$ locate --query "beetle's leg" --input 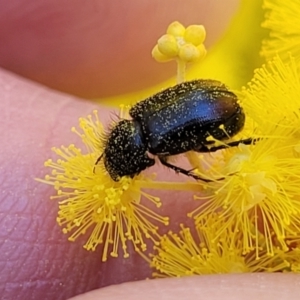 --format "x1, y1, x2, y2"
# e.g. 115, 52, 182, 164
197, 138, 255, 153
95, 153, 104, 165
93, 153, 103, 173
158, 156, 223, 182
